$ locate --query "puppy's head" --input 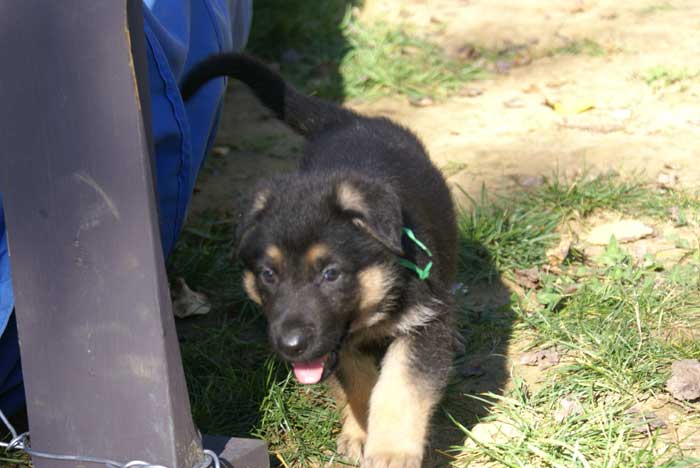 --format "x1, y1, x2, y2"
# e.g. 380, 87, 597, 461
237, 172, 404, 384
